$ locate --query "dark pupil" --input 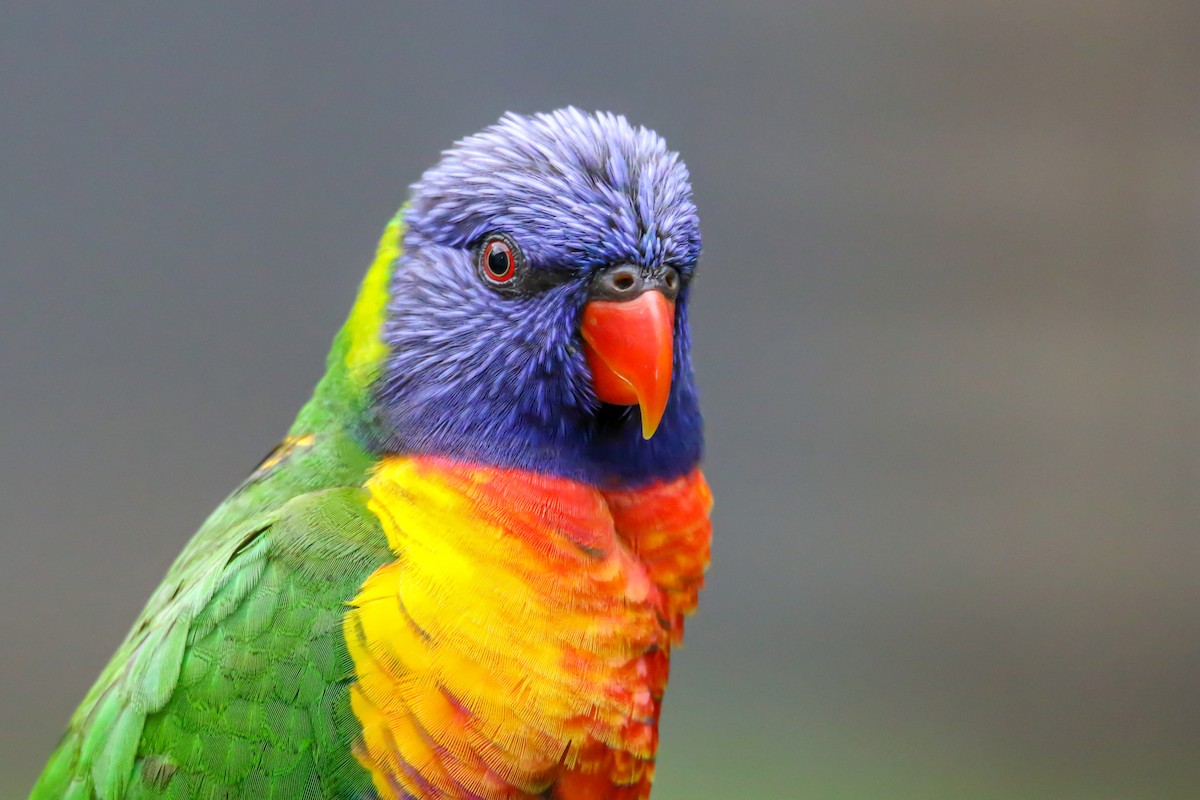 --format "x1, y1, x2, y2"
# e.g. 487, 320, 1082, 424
487, 244, 511, 277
